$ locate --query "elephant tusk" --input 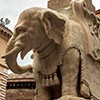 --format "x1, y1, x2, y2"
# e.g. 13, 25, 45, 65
2, 45, 32, 74
21, 47, 32, 60
20, 38, 33, 59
